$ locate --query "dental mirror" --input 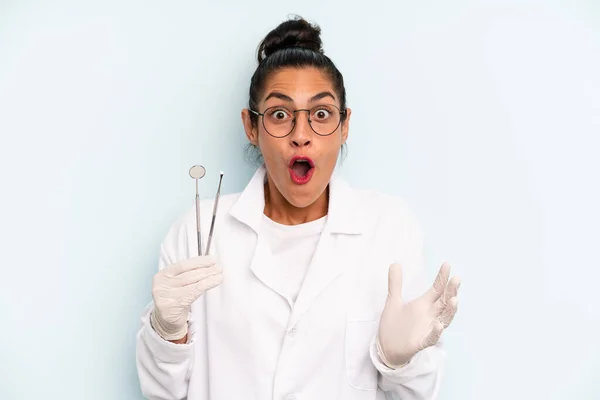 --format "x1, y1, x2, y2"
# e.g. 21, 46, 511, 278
189, 165, 206, 180
189, 165, 206, 255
